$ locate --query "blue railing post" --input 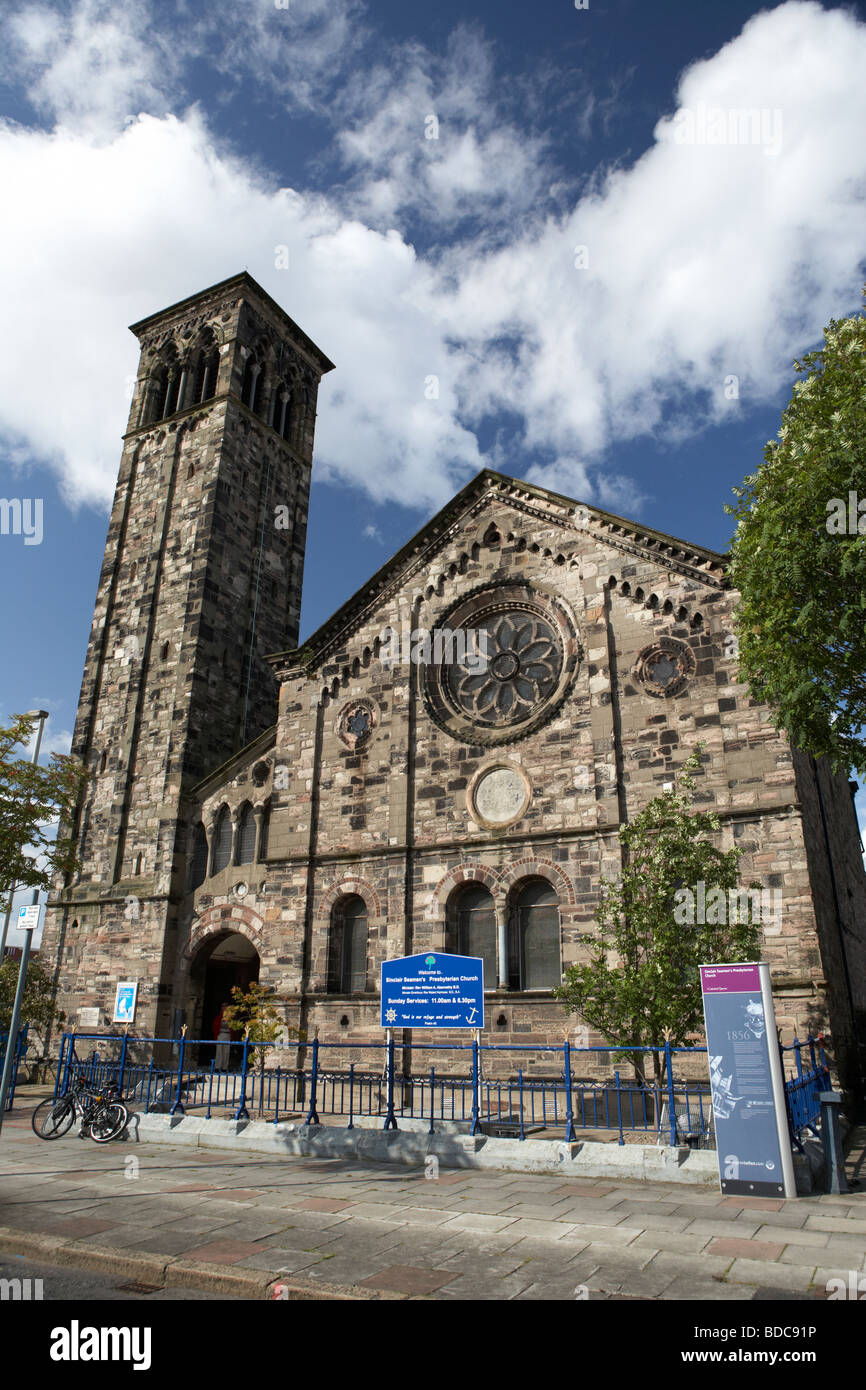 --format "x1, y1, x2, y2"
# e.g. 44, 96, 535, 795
347, 1062, 355, 1130
615, 1070, 624, 1146
273, 1065, 282, 1126
808, 1035, 818, 1075
518, 1068, 525, 1140
429, 1067, 435, 1136
665, 1040, 676, 1146
383, 1032, 397, 1130
117, 1031, 128, 1095
470, 1036, 480, 1136
206, 1058, 215, 1120
144, 1056, 155, 1113
563, 1041, 576, 1144
54, 1035, 67, 1099
793, 1036, 803, 1083
234, 1036, 251, 1120
170, 1032, 186, 1115
305, 1038, 320, 1125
